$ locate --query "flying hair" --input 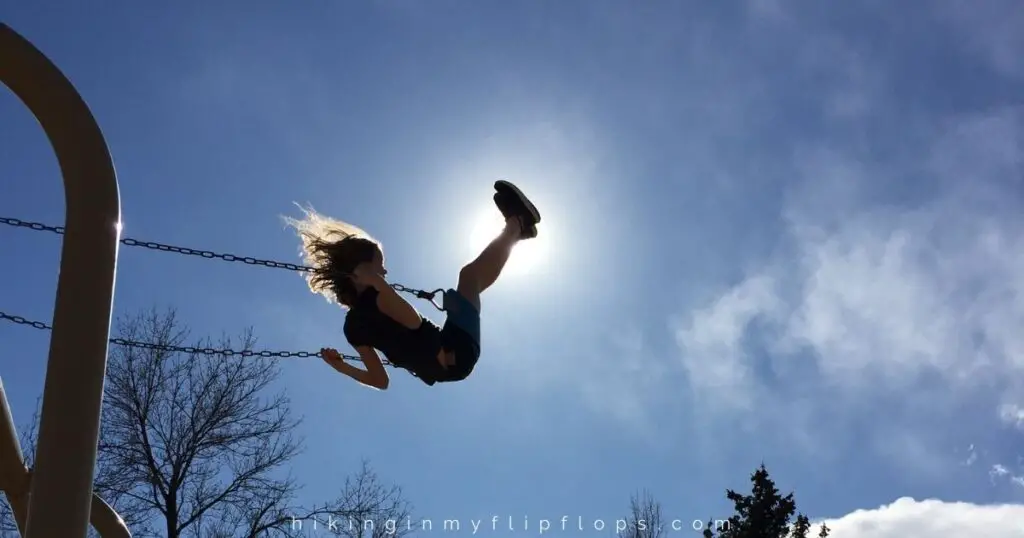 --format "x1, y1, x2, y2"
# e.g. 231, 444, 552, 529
282, 203, 381, 308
